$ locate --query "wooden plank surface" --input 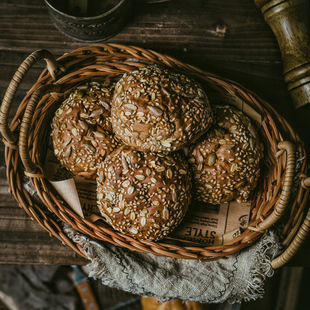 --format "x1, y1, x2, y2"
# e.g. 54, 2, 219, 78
0, 0, 310, 266
0, 167, 87, 265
